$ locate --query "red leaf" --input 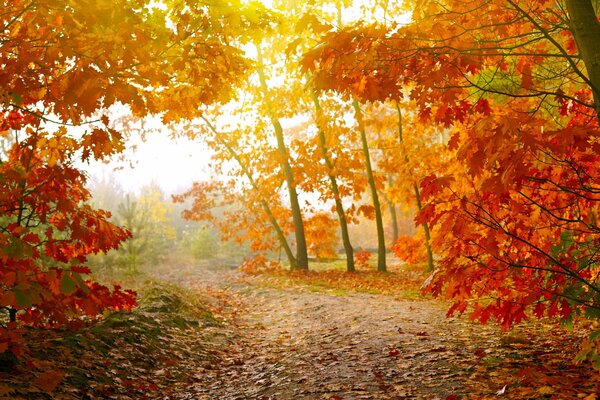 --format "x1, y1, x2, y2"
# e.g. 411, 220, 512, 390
22, 233, 41, 243
520, 63, 533, 90
474, 99, 491, 116
35, 370, 65, 393
448, 132, 460, 151
71, 266, 91, 274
